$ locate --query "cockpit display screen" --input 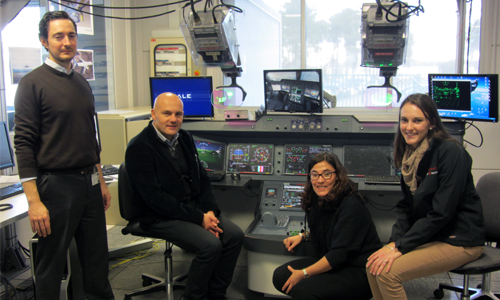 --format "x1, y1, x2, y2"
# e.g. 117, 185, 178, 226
227, 143, 274, 174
